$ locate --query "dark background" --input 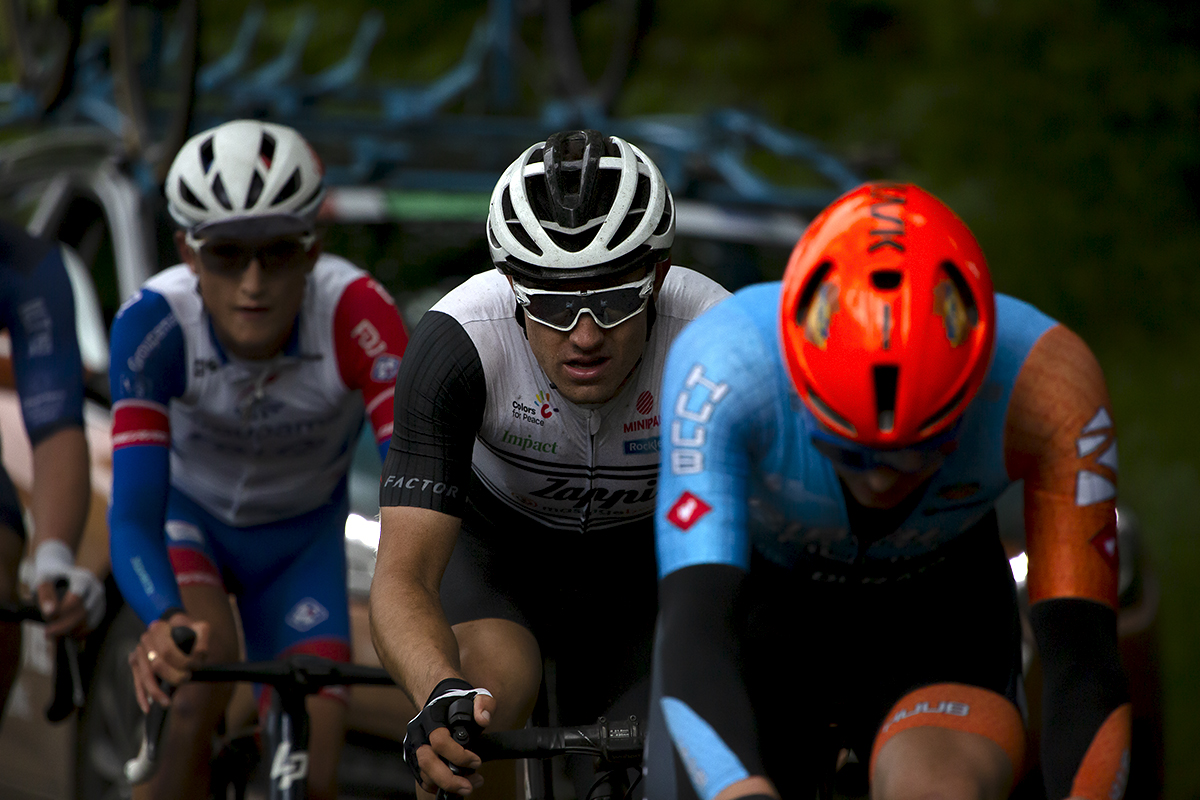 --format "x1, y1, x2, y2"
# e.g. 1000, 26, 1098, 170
201, 1, 1200, 795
